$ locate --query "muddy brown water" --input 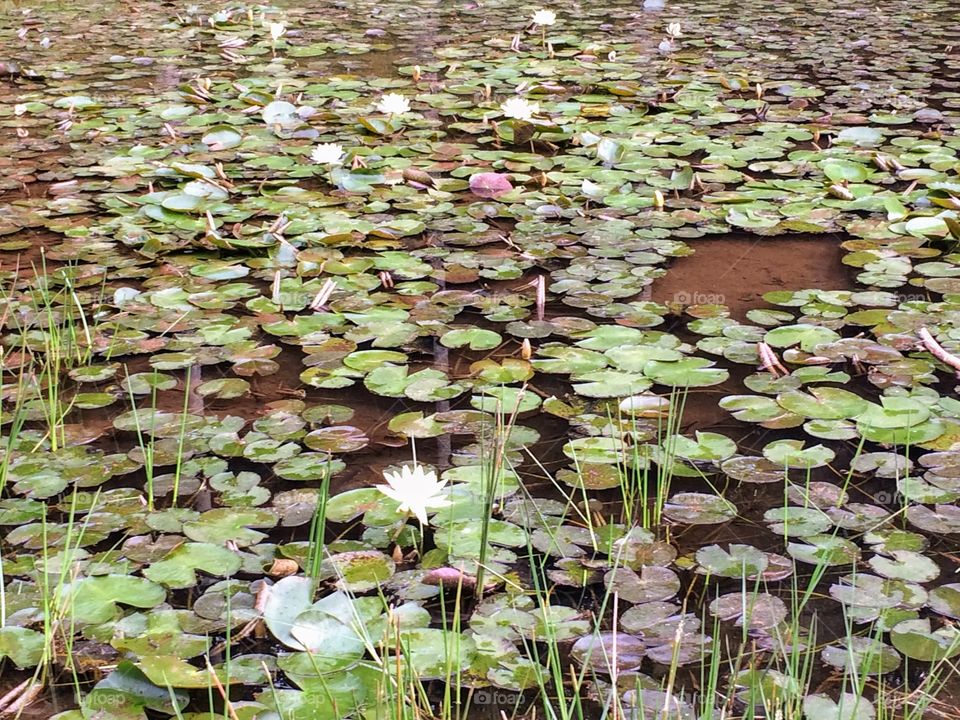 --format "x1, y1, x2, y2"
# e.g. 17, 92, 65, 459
651, 234, 852, 320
